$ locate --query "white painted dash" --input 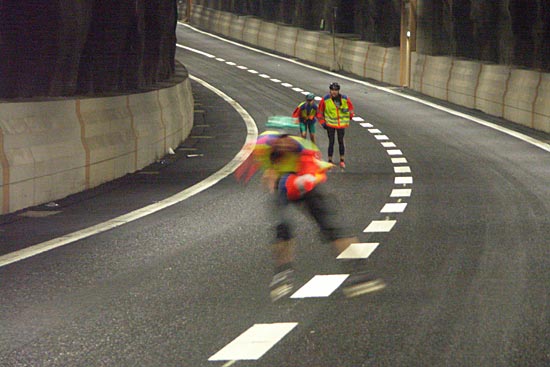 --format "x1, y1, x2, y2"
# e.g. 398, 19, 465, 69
292, 87, 304, 92
259, 74, 271, 78
216, 57, 226, 61
360, 122, 374, 128
390, 189, 412, 197
291, 275, 349, 298
353, 116, 365, 122
394, 166, 411, 173
226, 61, 237, 66
387, 149, 403, 156
375, 135, 389, 141
395, 176, 413, 185
281, 83, 293, 87
391, 157, 408, 164
209, 323, 298, 361
381, 142, 397, 148
270, 78, 281, 82
381, 203, 408, 213
364, 220, 396, 233
337, 243, 380, 259
247, 69, 259, 74
368, 129, 382, 134
237, 65, 248, 70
